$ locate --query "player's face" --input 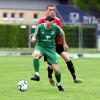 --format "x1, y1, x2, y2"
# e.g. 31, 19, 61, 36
47, 6, 56, 17
46, 20, 54, 29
